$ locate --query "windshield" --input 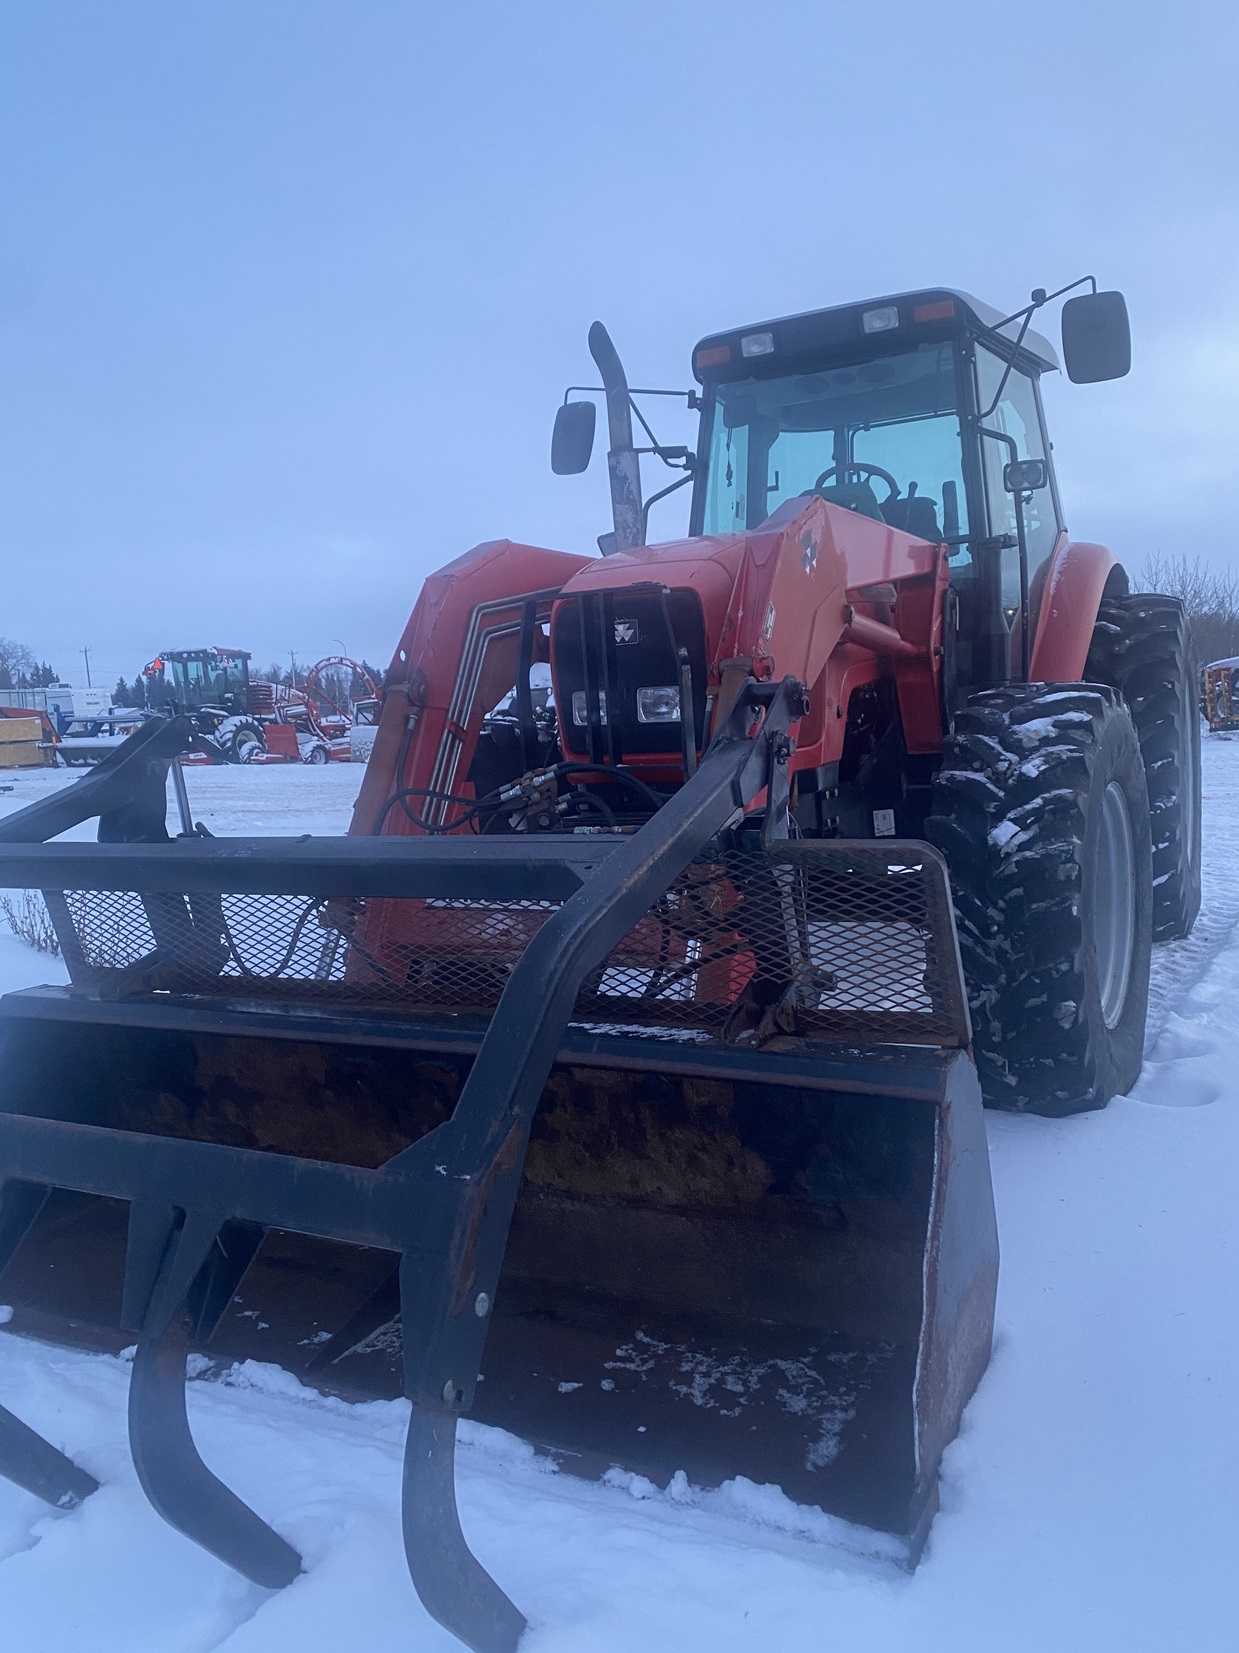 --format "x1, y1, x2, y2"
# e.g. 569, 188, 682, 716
171, 654, 246, 701
700, 342, 968, 543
